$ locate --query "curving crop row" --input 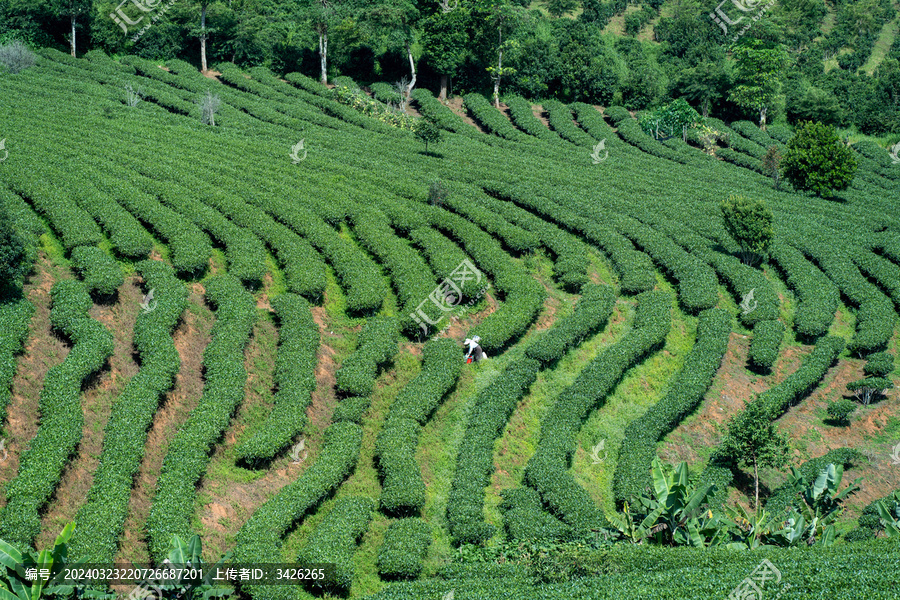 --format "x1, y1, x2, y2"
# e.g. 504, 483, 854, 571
447, 286, 619, 544
715, 147, 765, 173
407, 226, 483, 300
146, 274, 256, 561
503, 95, 561, 143
705, 118, 768, 160
571, 102, 628, 152
130, 175, 268, 286
410, 88, 479, 137
767, 123, 793, 144
447, 358, 542, 545
463, 93, 530, 142
0, 297, 34, 427
851, 248, 900, 309
377, 518, 432, 579
472, 189, 590, 291
70, 183, 154, 259
233, 421, 362, 600
524, 290, 672, 533
730, 120, 784, 152
236, 293, 319, 465
415, 202, 545, 352
68, 259, 187, 563
499, 486, 572, 542
335, 316, 400, 398
91, 171, 212, 275
348, 205, 438, 336
246, 192, 386, 314
542, 98, 596, 147
0, 161, 103, 250
371, 82, 403, 105
283, 71, 331, 96
525, 284, 616, 365
748, 319, 785, 370
376, 339, 461, 515
768, 241, 839, 338
283, 72, 397, 134
298, 496, 374, 595
0, 280, 113, 550
440, 185, 540, 254
606, 213, 718, 312
70, 246, 124, 296
613, 307, 731, 504
481, 182, 656, 294
794, 237, 894, 355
